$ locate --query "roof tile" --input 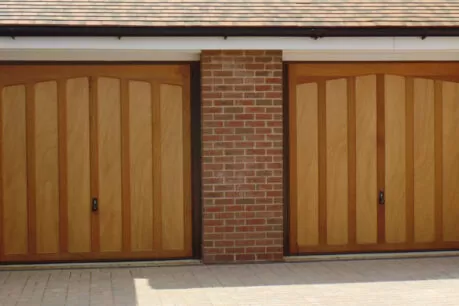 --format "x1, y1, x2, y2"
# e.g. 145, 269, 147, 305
1, 0, 459, 27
